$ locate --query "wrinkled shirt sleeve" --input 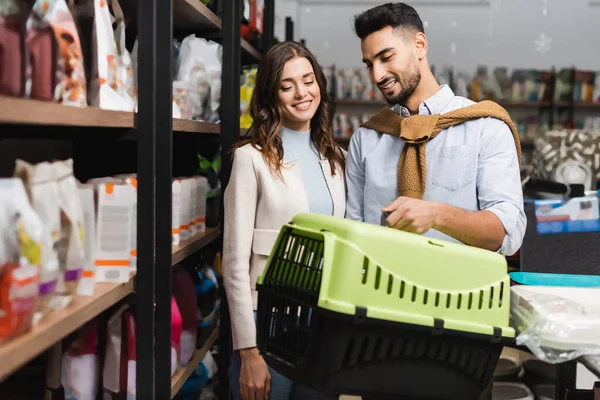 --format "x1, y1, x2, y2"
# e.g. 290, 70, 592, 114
477, 119, 527, 256
345, 130, 366, 222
